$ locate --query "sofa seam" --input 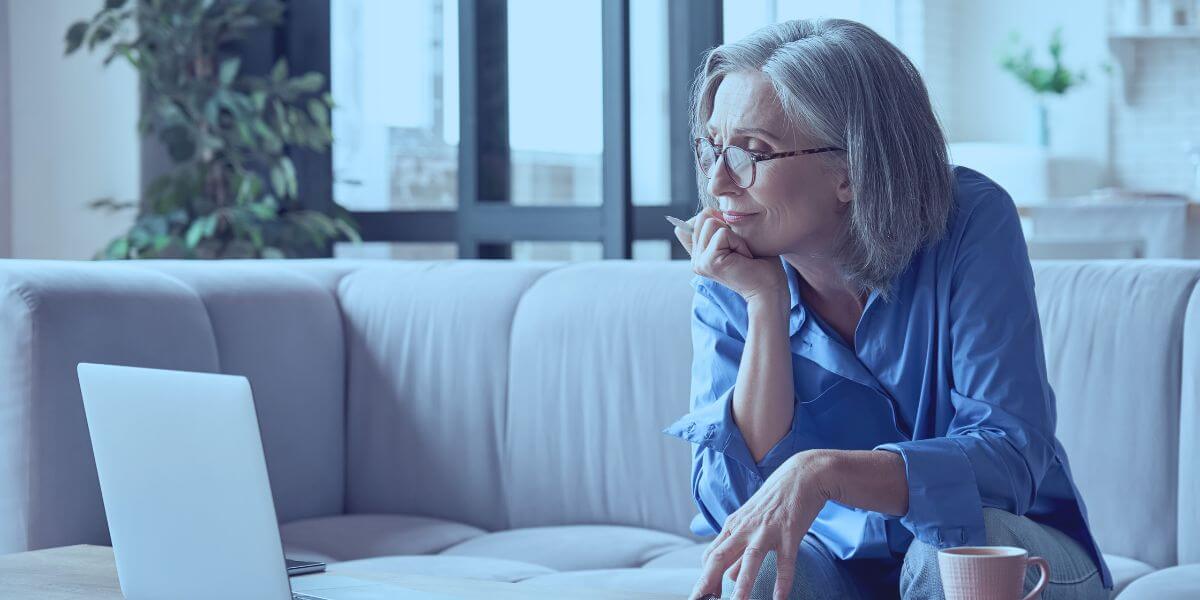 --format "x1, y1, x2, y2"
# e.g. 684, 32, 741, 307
500, 261, 571, 531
